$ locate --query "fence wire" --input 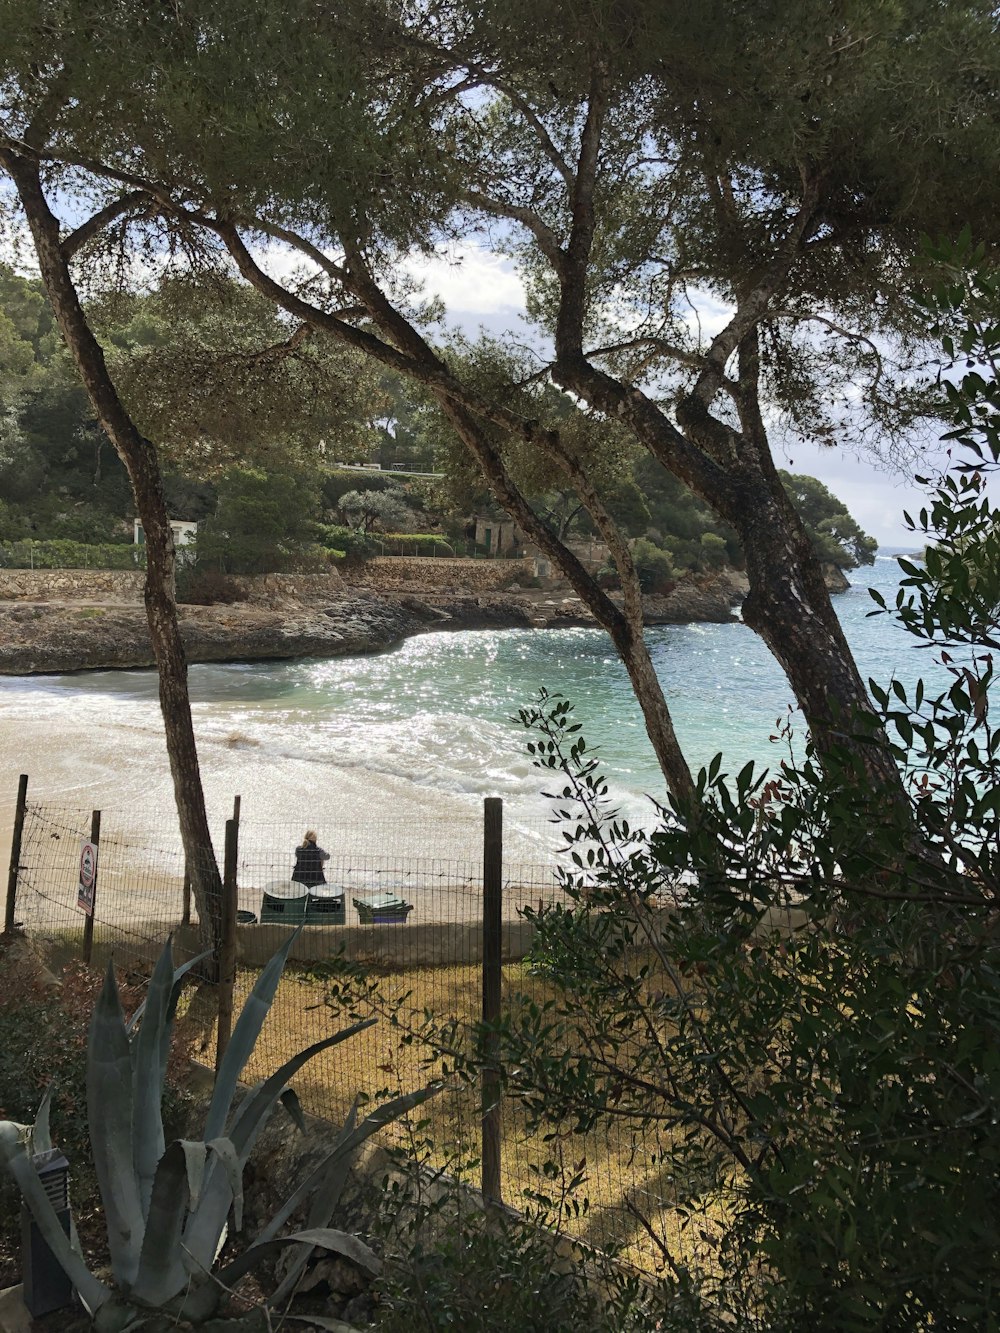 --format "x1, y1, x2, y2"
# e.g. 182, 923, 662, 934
7, 796, 687, 1270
